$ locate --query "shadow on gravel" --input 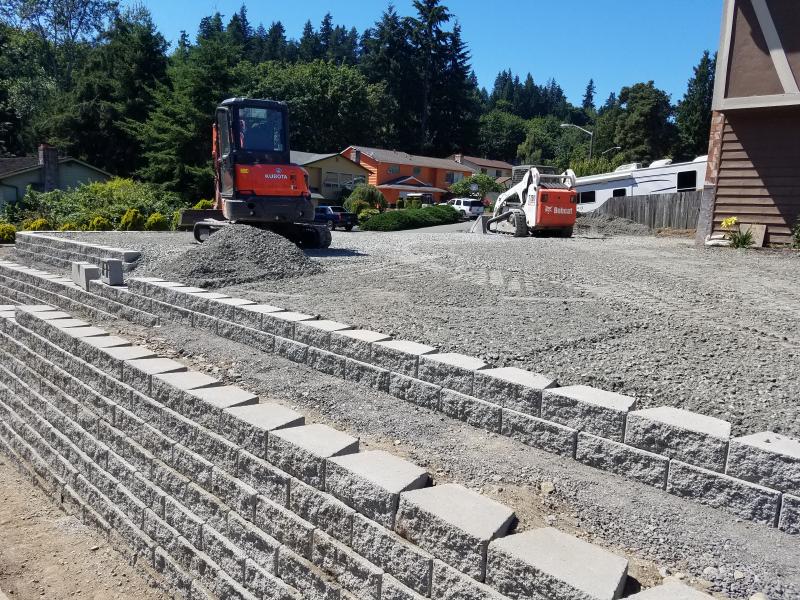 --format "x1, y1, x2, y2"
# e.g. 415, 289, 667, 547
304, 248, 368, 258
